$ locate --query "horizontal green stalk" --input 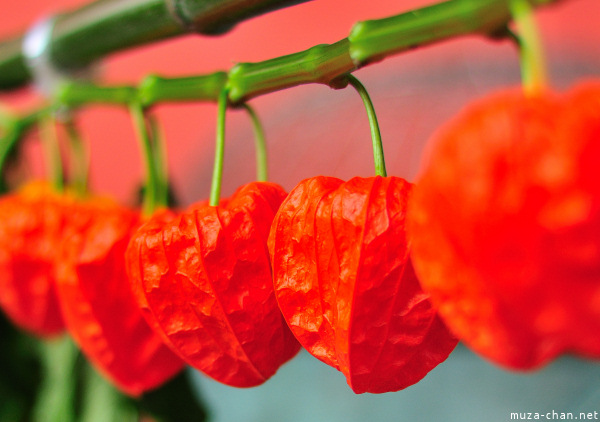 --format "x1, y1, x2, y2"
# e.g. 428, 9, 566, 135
227, 39, 353, 103
0, 0, 311, 90
137, 72, 228, 106
51, 0, 562, 109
